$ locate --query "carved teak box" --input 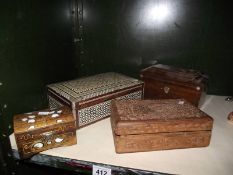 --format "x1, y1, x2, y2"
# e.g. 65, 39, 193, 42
14, 107, 77, 159
140, 64, 208, 107
111, 99, 213, 153
47, 72, 144, 128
